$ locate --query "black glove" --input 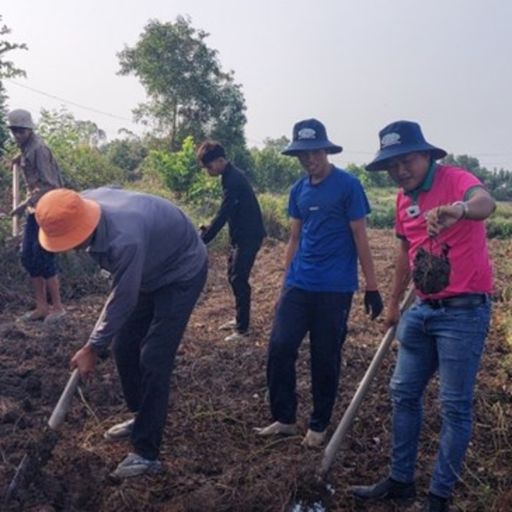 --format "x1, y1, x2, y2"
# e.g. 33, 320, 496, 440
364, 290, 383, 320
